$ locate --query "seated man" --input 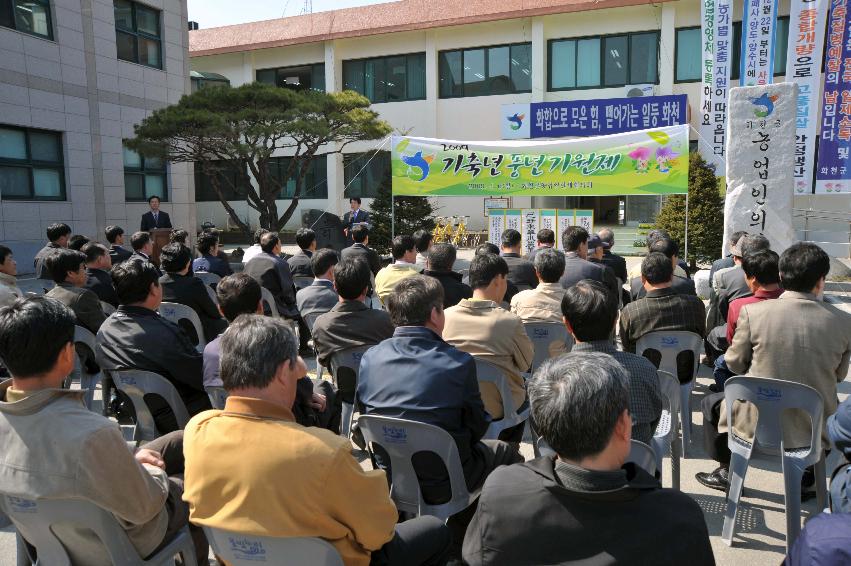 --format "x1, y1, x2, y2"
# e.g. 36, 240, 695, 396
243, 232, 298, 319
510, 248, 569, 358
709, 231, 748, 285
96, 260, 211, 434
83, 242, 119, 308
629, 237, 696, 301
0, 244, 21, 308
34, 222, 71, 279
159, 243, 228, 343
697, 243, 851, 493
0, 297, 207, 565
105, 224, 133, 264
341, 224, 381, 276
469, 243, 519, 305
597, 228, 628, 283
463, 352, 713, 565
619, 252, 706, 383
287, 227, 316, 280
562, 280, 662, 444
45, 249, 106, 334
192, 231, 232, 278
68, 234, 90, 251
559, 226, 618, 297
296, 248, 339, 321
423, 243, 472, 308
183, 314, 450, 566
414, 228, 433, 269
626, 229, 689, 281
375, 234, 421, 304
129, 231, 162, 276
500, 228, 537, 290
443, 253, 534, 442
523, 228, 555, 262
241, 228, 269, 265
